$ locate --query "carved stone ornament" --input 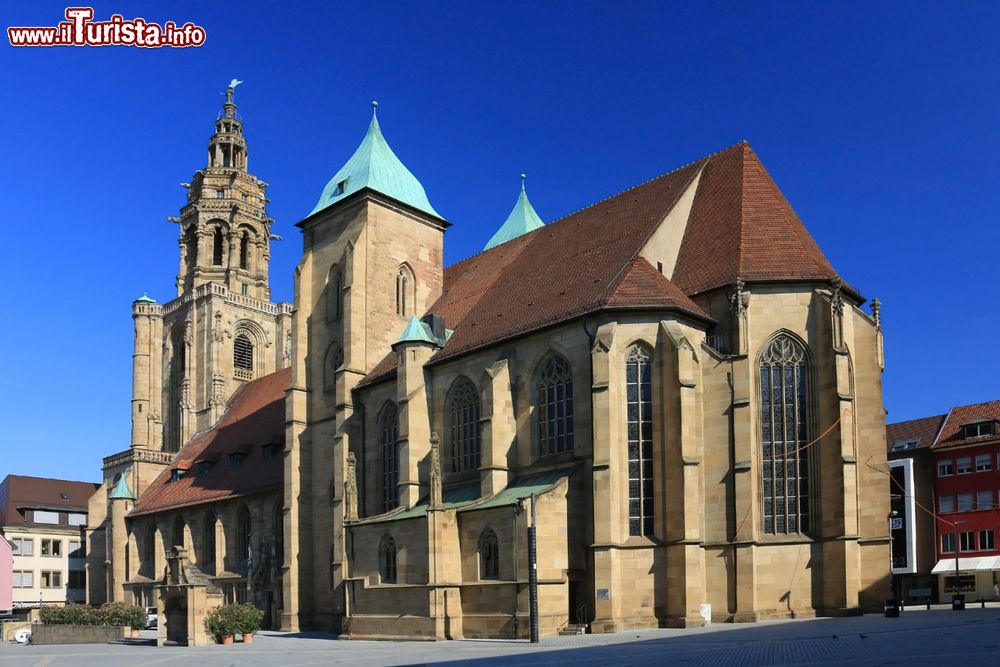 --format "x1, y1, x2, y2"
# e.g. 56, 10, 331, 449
213, 312, 225, 342
870, 297, 882, 331
729, 278, 749, 316
830, 278, 845, 316
283, 330, 292, 362
429, 432, 443, 510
